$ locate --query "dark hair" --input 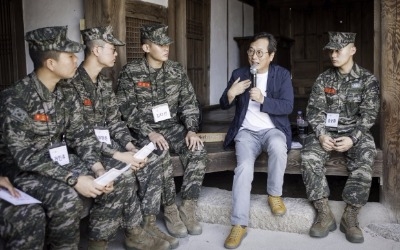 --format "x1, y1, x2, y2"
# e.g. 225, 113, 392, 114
83, 40, 105, 57
29, 49, 61, 70
251, 32, 277, 53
